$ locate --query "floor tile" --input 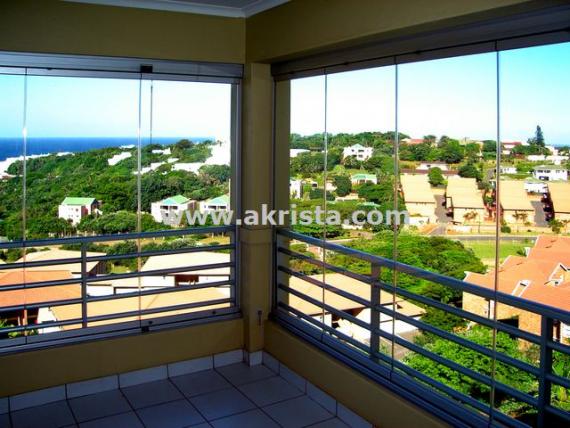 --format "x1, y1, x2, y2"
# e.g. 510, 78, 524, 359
122, 379, 183, 409
0, 414, 10, 428
78, 412, 143, 428
11, 400, 75, 428
210, 409, 279, 428
238, 376, 303, 407
189, 388, 255, 421
263, 396, 332, 428
216, 363, 275, 386
307, 418, 350, 428
69, 390, 131, 422
188, 424, 211, 428
171, 370, 231, 398
136, 399, 204, 428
